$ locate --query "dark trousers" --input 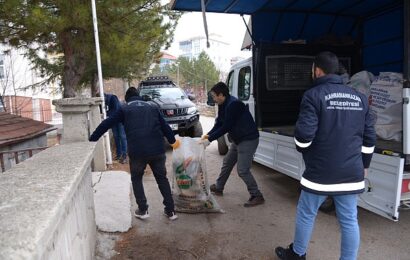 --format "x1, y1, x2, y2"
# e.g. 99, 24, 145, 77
216, 138, 262, 197
111, 123, 127, 158
129, 153, 174, 212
